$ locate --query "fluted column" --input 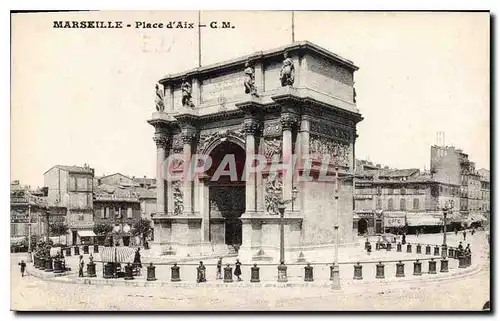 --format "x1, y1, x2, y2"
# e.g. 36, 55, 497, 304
281, 113, 298, 207
243, 119, 261, 215
153, 134, 168, 214
181, 130, 197, 215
